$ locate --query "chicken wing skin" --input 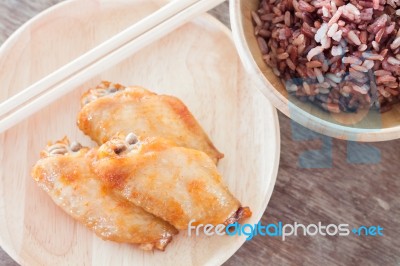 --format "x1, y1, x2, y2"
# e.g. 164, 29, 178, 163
31, 138, 178, 251
77, 81, 223, 164
92, 133, 251, 230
